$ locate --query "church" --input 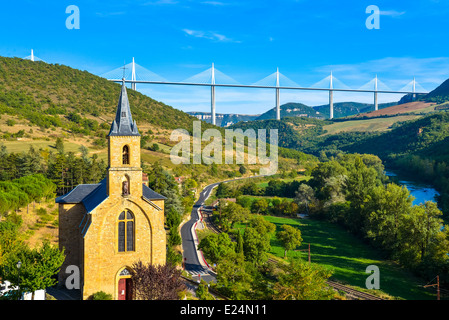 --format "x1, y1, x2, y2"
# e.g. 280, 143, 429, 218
56, 80, 166, 300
